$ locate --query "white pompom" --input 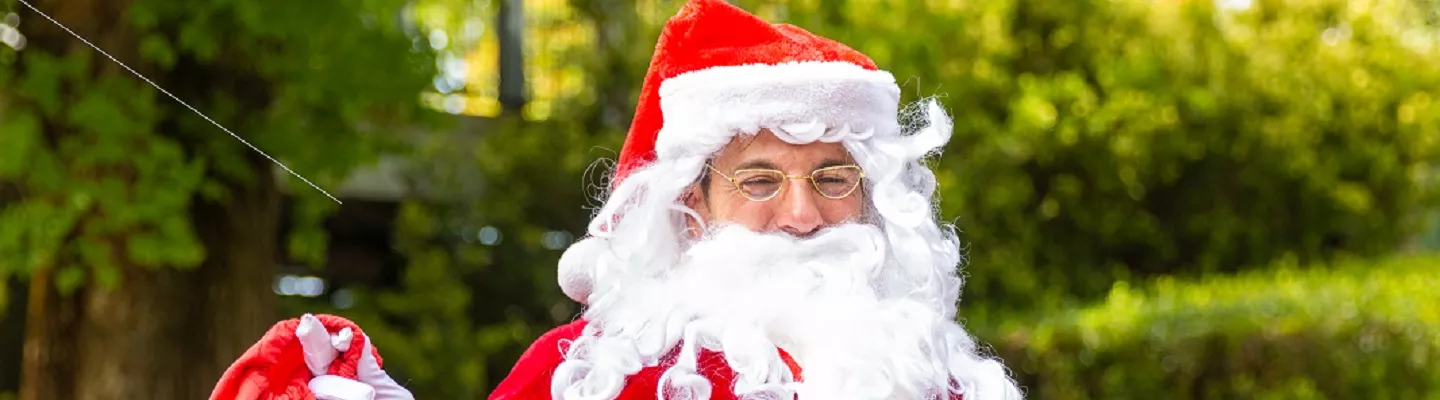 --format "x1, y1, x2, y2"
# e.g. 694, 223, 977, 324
558, 237, 606, 304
